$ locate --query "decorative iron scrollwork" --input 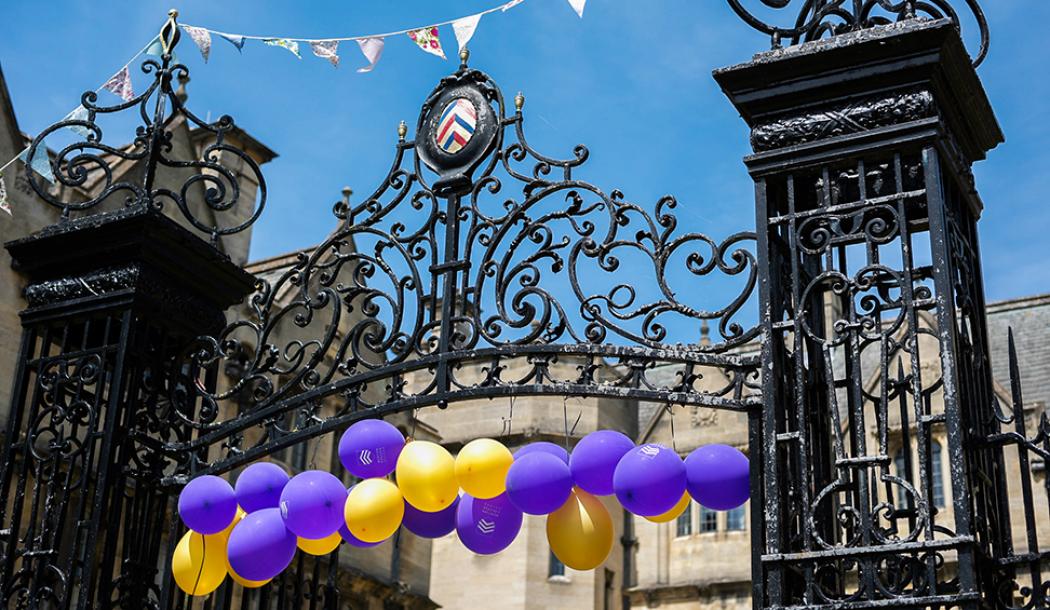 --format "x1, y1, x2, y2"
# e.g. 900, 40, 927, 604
24, 13, 267, 243
167, 56, 761, 473
725, 0, 989, 66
